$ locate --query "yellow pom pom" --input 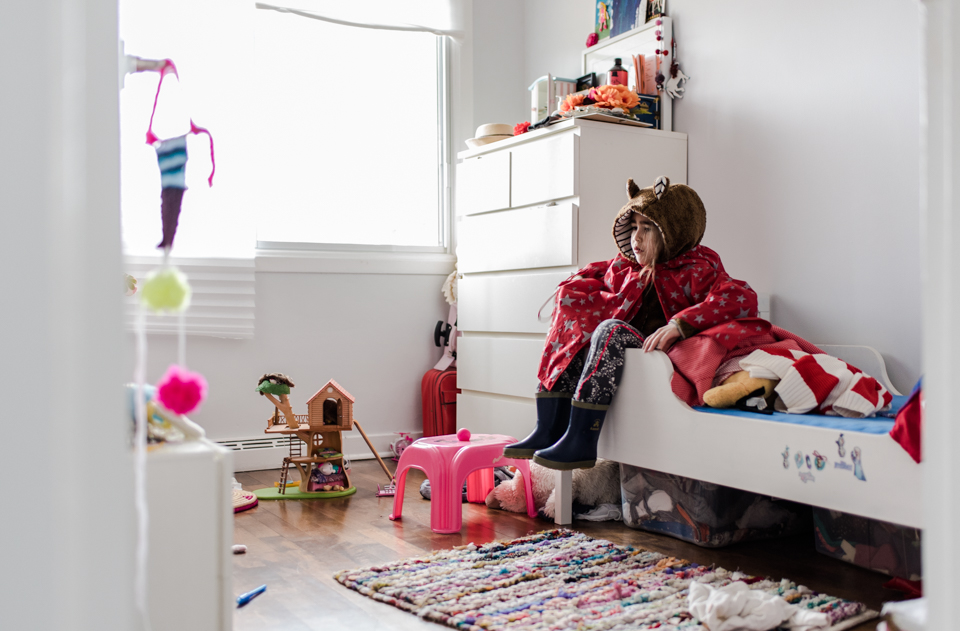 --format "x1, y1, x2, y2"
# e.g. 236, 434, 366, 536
140, 267, 191, 312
